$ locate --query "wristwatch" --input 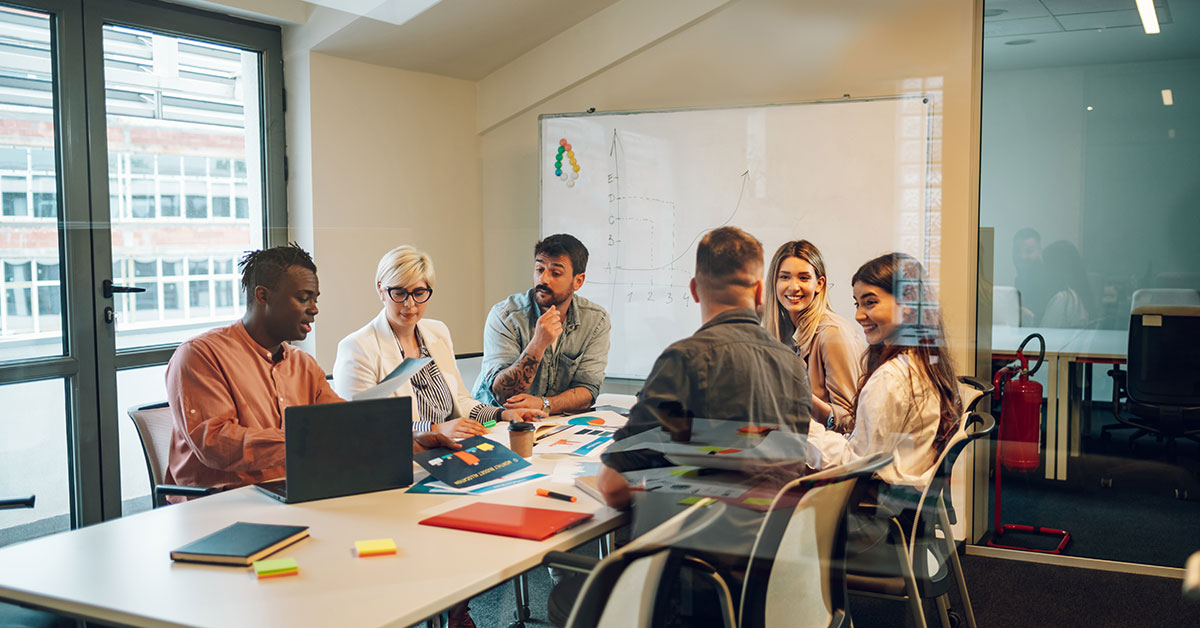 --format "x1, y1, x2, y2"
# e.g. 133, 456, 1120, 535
542, 397, 551, 413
